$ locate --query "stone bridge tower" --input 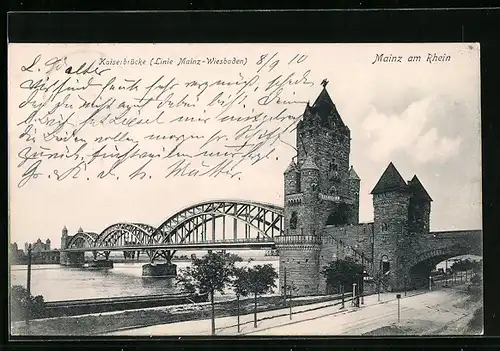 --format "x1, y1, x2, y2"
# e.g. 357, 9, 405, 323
370, 164, 433, 290
276, 81, 360, 296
